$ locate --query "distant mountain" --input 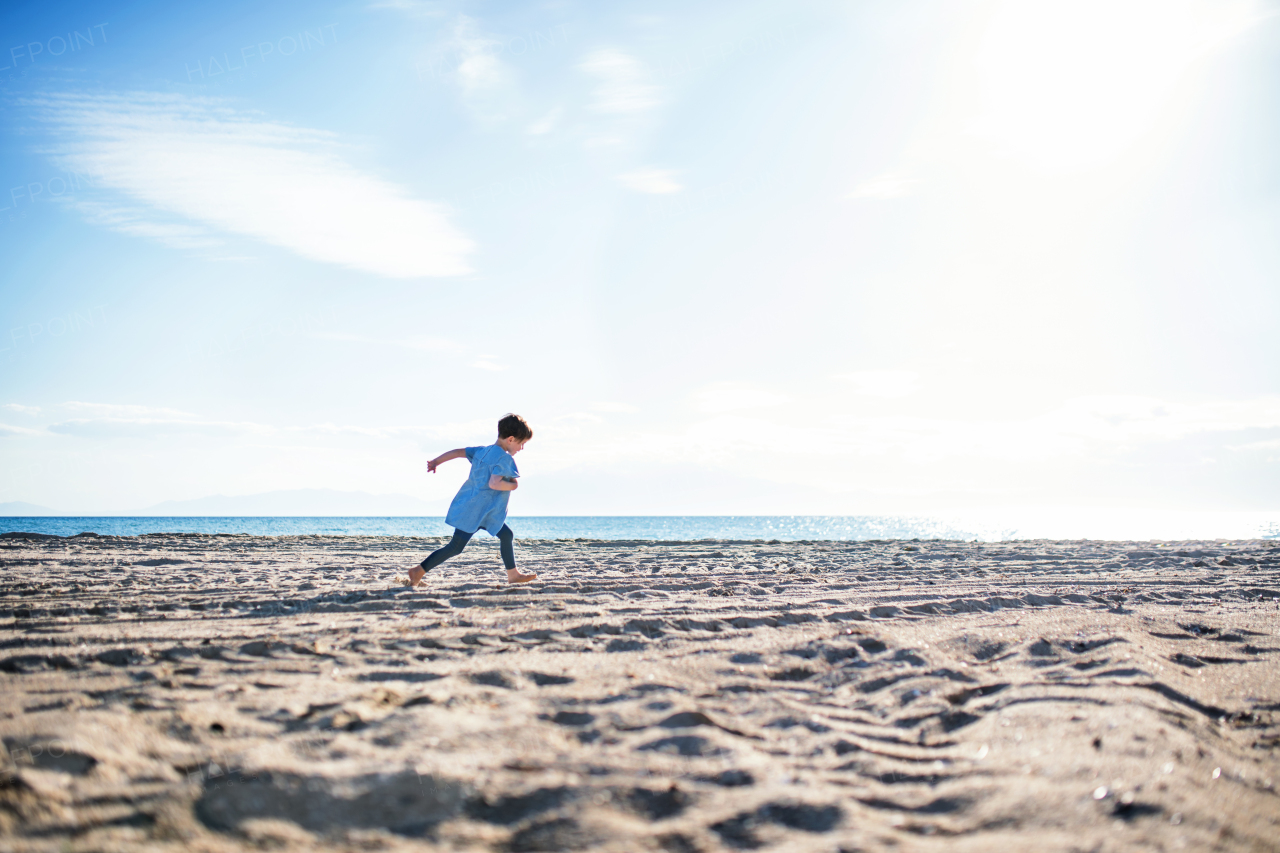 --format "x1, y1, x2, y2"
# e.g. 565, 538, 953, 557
0, 501, 62, 516
136, 489, 437, 517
